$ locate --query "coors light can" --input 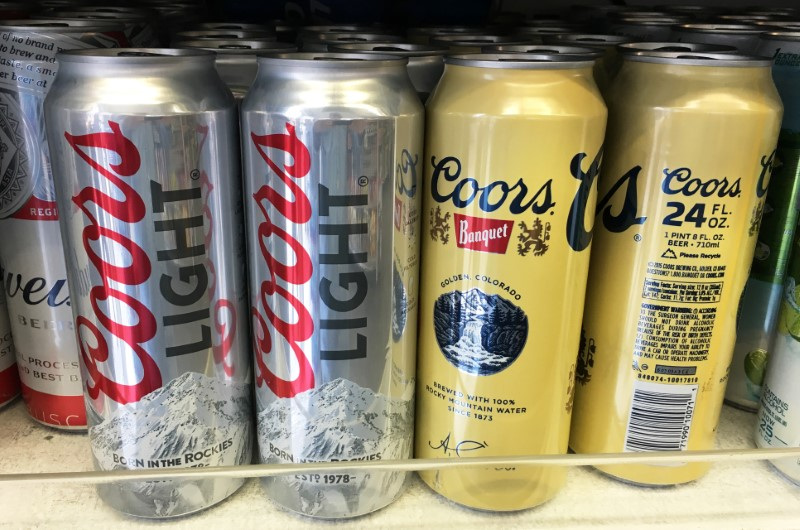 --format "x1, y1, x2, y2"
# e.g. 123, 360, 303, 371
44, 49, 252, 517
241, 53, 422, 519
415, 53, 606, 511
0, 20, 125, 429
570, 51, 782, 485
